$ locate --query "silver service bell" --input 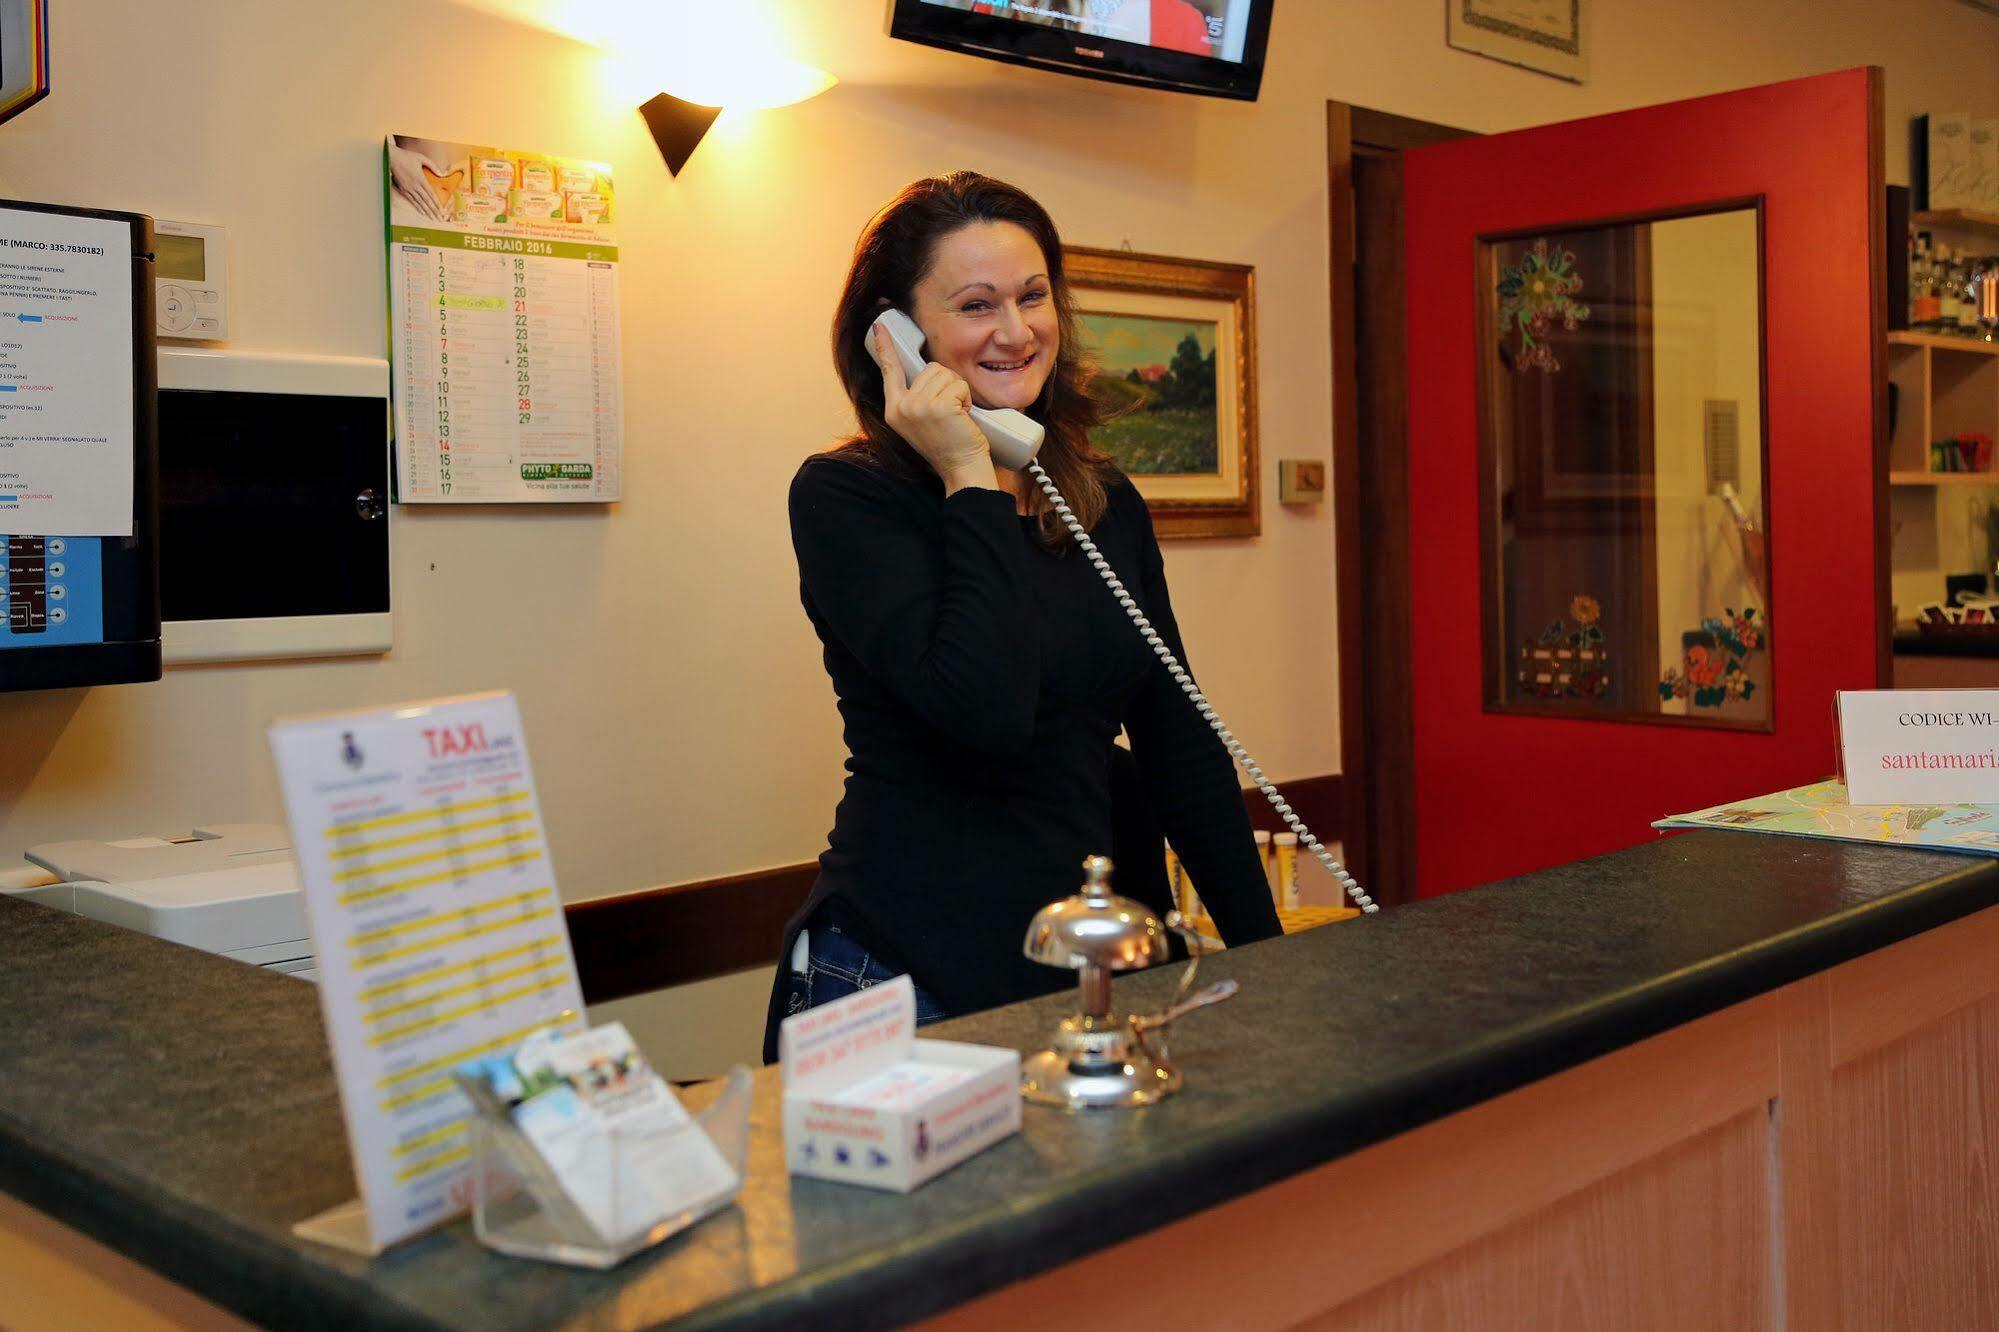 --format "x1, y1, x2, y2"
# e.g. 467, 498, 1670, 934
1019, 855, 1237, 1110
